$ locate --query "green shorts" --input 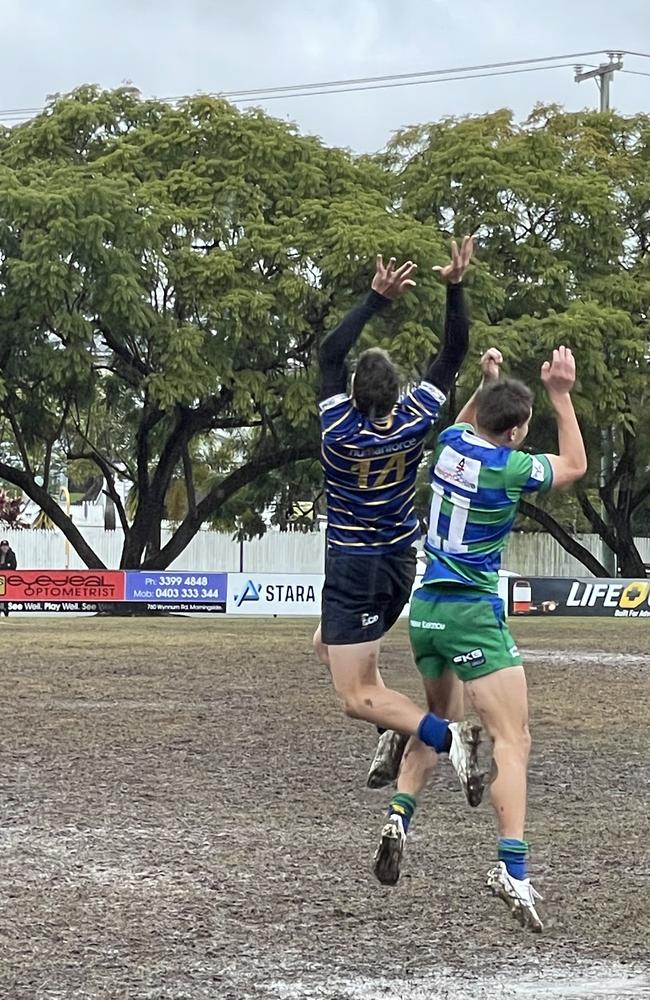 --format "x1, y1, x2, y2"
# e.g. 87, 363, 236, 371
409, 588, 523, 683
